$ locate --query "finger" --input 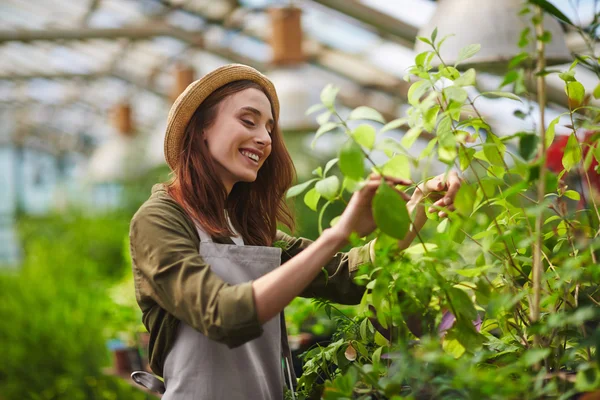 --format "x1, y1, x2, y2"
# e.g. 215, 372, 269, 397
438, 204, 456, 218
382, 176, 413, 186
424, 176, 445, 193
443, 171, 462, 202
